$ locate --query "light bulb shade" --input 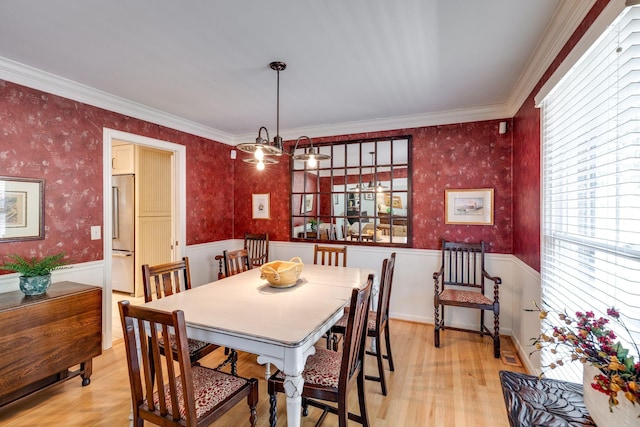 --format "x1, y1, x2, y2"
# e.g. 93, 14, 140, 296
243, 157, 279, 165
291, 136, 331, 164
237, 126, 284, 157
